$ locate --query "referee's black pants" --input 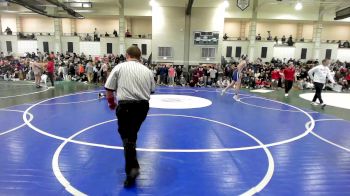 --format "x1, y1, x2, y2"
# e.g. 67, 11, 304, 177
116, 101, 149, 176
312, 82, 324, 104
285, 80, 293, 94
47, 72, 55, 87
